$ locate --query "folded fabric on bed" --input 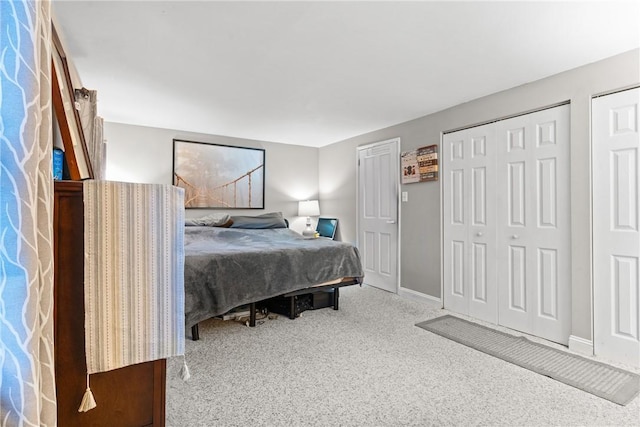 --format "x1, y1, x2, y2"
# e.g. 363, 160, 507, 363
184, 227, 363, 328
